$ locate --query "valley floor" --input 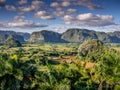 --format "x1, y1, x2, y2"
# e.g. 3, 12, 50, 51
0, 43, 120, 90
